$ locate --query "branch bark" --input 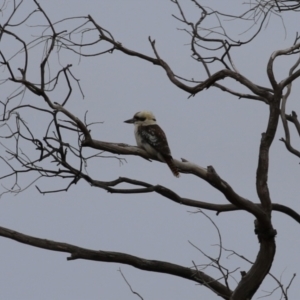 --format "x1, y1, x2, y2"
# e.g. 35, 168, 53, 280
1, 2, 300, 299
95, 177, 300, 224
0, 225, 232, 299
